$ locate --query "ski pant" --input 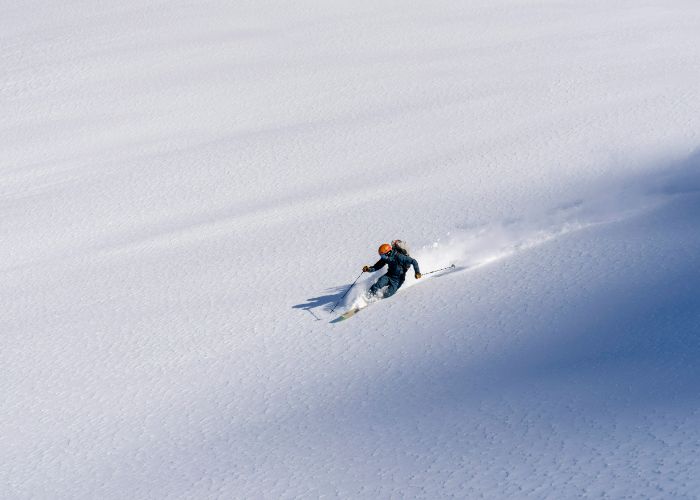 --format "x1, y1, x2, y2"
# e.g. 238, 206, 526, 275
369, 273, 405, 299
